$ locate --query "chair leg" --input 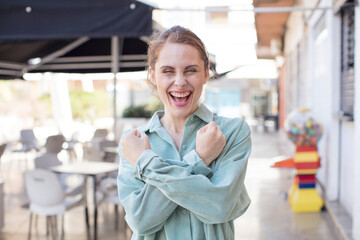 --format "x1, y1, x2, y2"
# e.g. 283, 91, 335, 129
49, 216, 57, 240
60, 214, 64, 240
28, 212, 33, 240
54, 215, 59, 240
85, 205, 90, 239
46, 216, 50, 239
114, 204, 119, 231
